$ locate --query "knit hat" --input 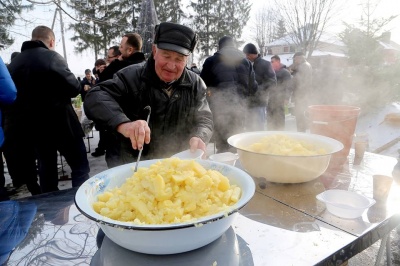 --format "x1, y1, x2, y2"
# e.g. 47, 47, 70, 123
243, 43, 259, 55
154, 22, 198, 56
